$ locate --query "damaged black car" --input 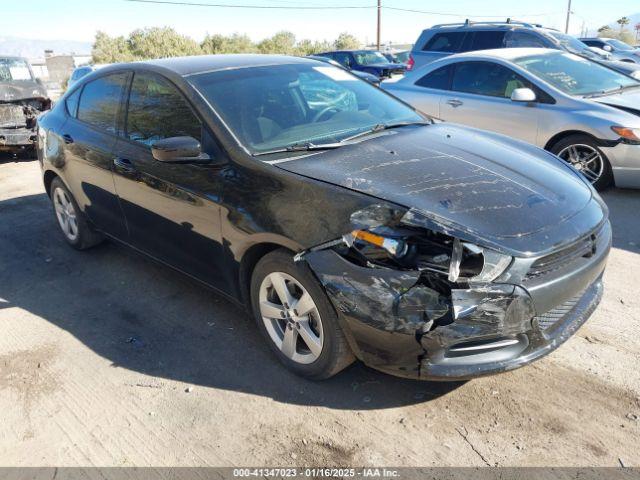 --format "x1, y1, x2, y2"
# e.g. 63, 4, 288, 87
37, 55, 611, 380
1, 56, 51, 155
